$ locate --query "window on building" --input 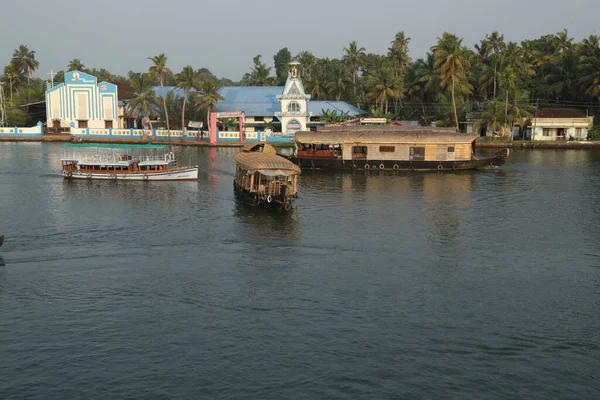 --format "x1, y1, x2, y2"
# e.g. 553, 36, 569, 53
254, 116, 264, 122
543, 128, 551, 136
575, 128, 582, 136
448, 146, 455, 152
410, 147, 425, 160
379, 146, 395, 152
287, 102, 301, 113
